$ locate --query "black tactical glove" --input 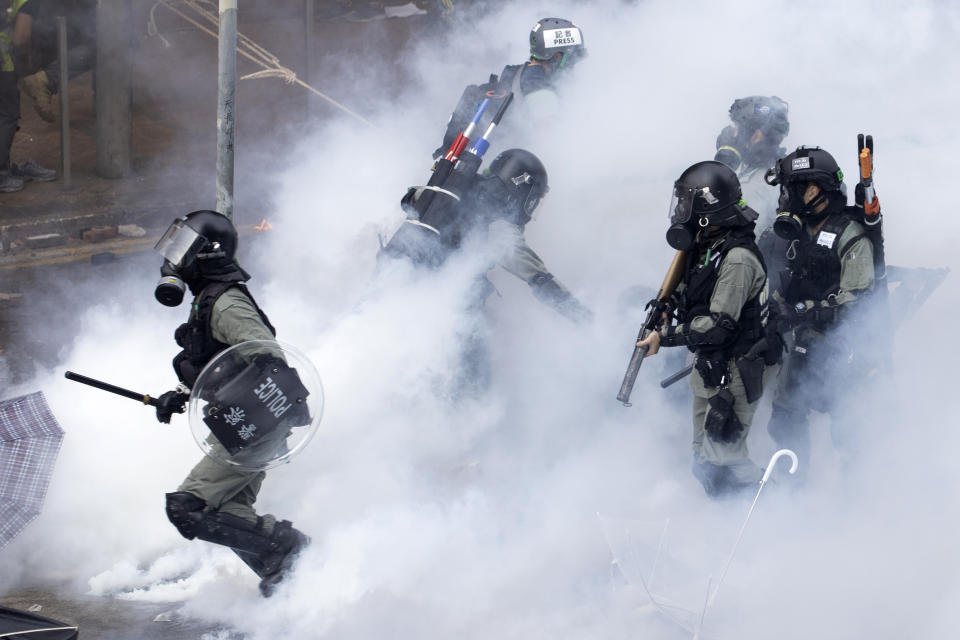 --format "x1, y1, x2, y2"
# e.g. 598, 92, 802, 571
704, 388, 745, 443
156, 390, 189, 424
